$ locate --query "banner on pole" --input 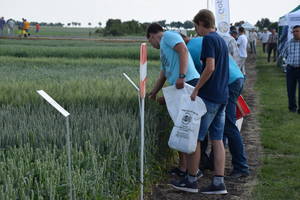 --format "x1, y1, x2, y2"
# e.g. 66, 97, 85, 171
139, 43, 147, 99
215, 0, 230, 35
